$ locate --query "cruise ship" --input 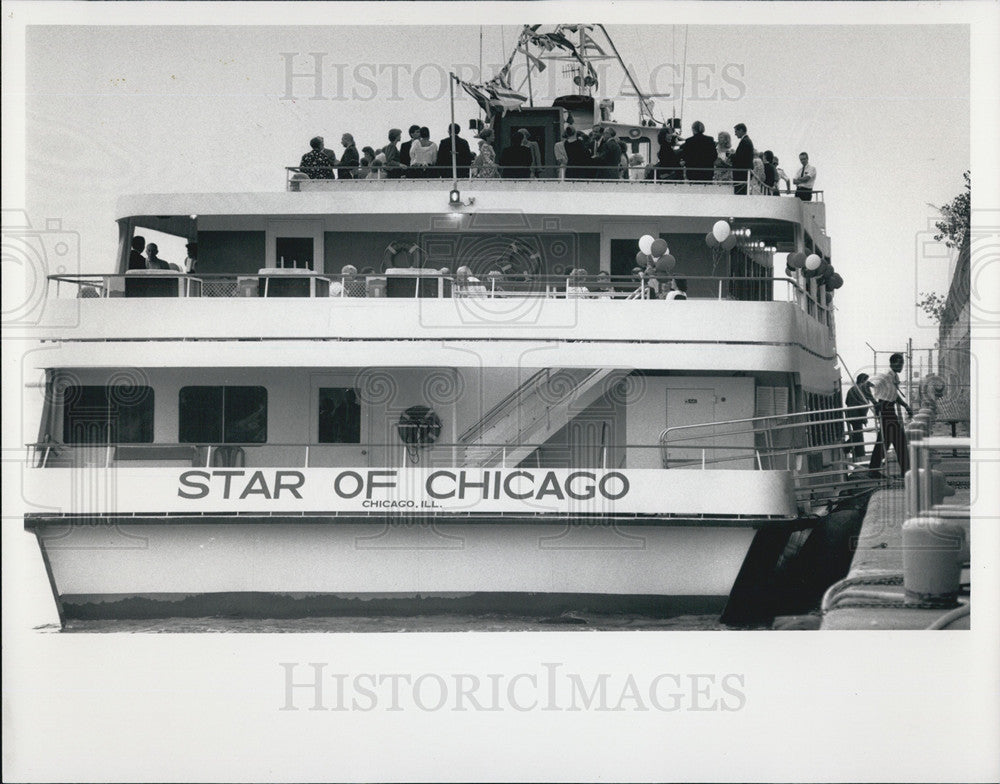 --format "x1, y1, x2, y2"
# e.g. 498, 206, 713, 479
20, 25, 867, 626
